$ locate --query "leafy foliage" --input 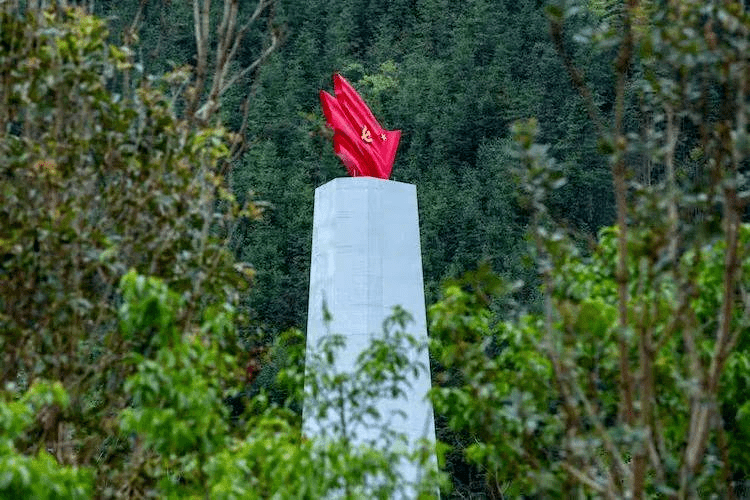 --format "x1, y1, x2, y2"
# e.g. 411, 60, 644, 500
0, 6, 437, 498
115, 273, 439, 499
0, 382, 92, 500
428, 1, 750, 497
4, 0, 750, 498
302, 307, 445, 497
0, 5, 248, 496
430, 223, 750, 496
